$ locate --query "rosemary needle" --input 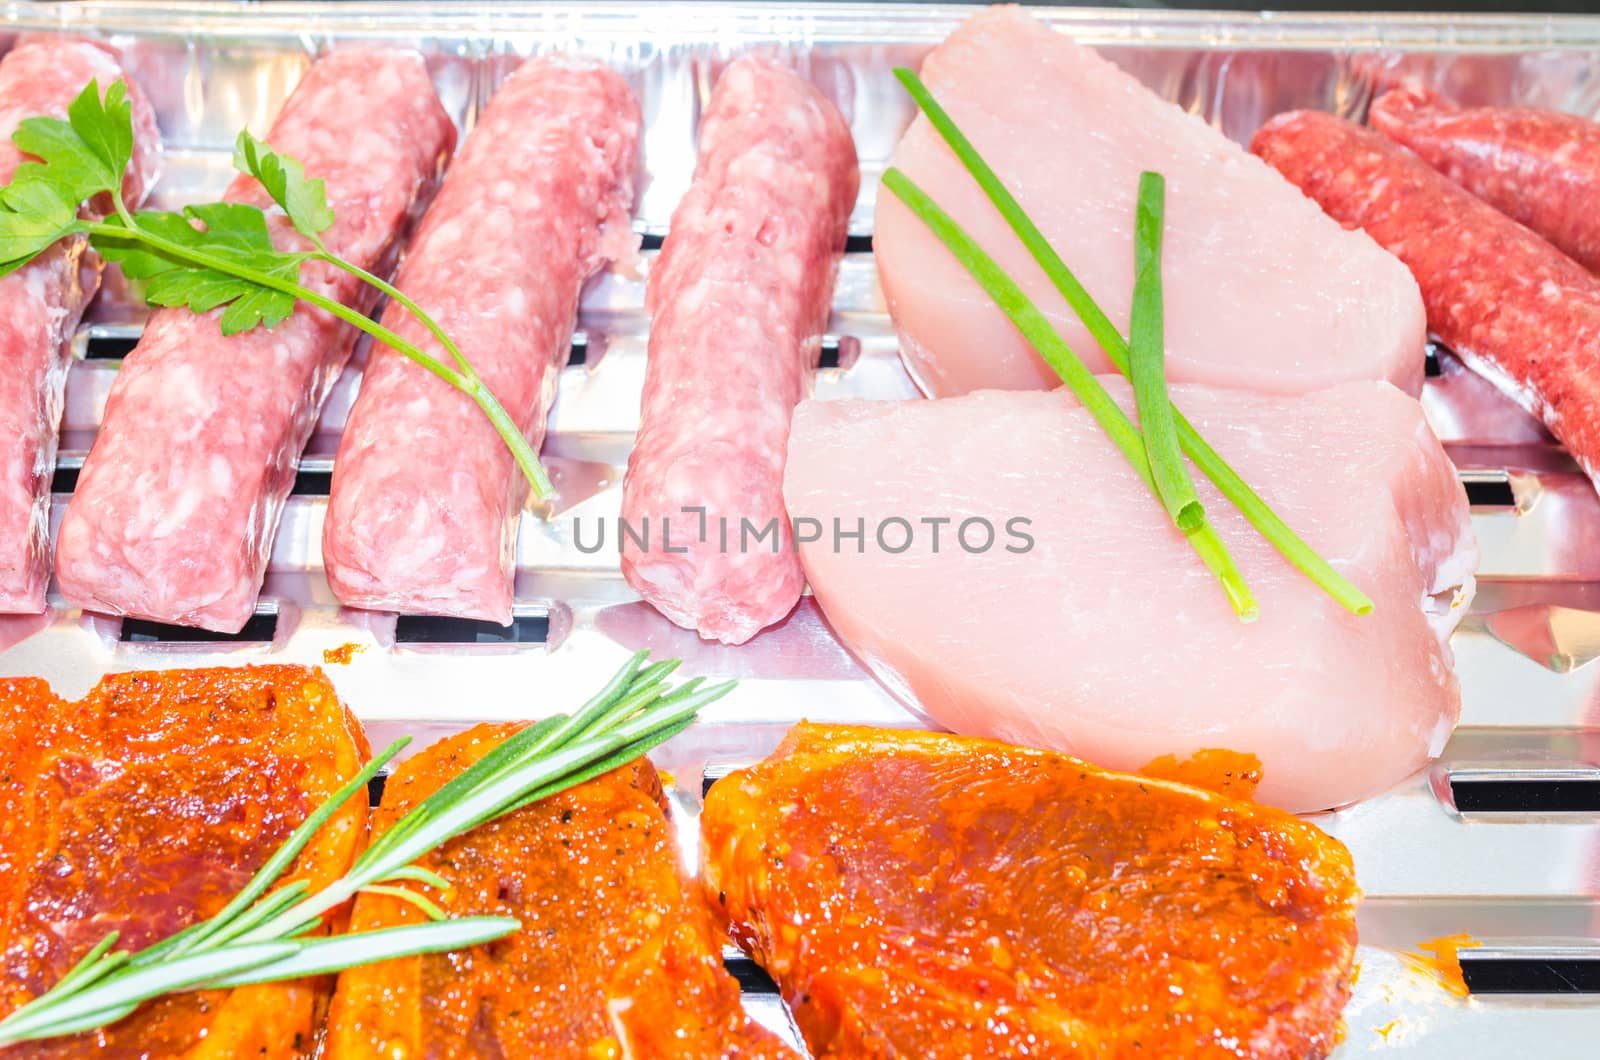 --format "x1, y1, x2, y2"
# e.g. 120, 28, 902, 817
0, 652, 730, 1046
